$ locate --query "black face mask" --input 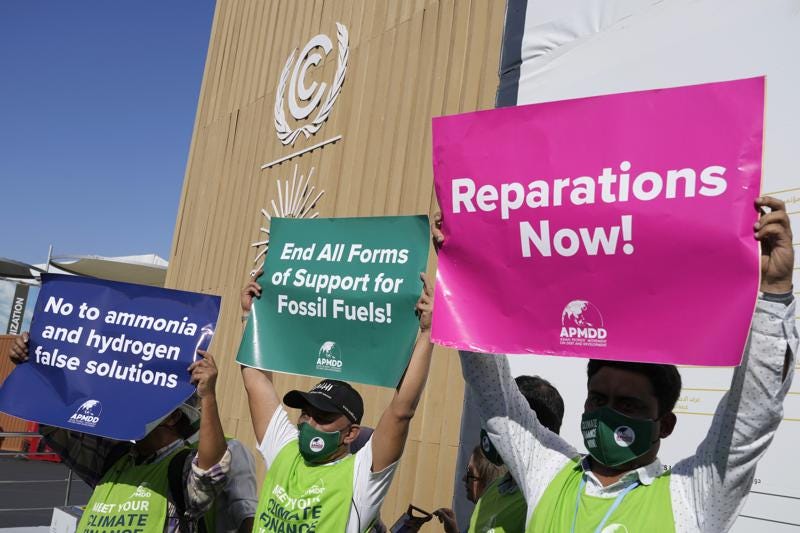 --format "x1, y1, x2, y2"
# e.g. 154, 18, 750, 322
480, 429, 504, 466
